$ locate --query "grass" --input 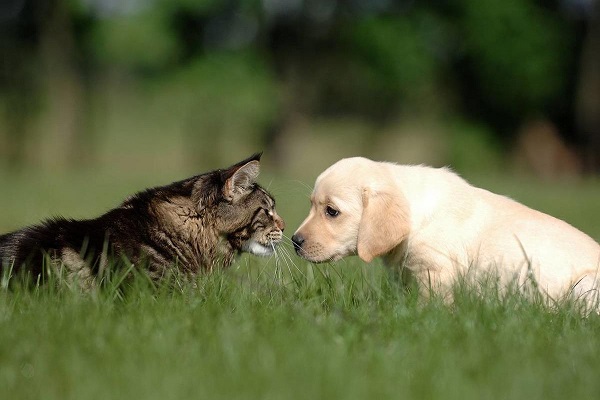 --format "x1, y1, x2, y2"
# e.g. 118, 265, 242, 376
2, 259, 600, 400
1, 170, 599, 400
